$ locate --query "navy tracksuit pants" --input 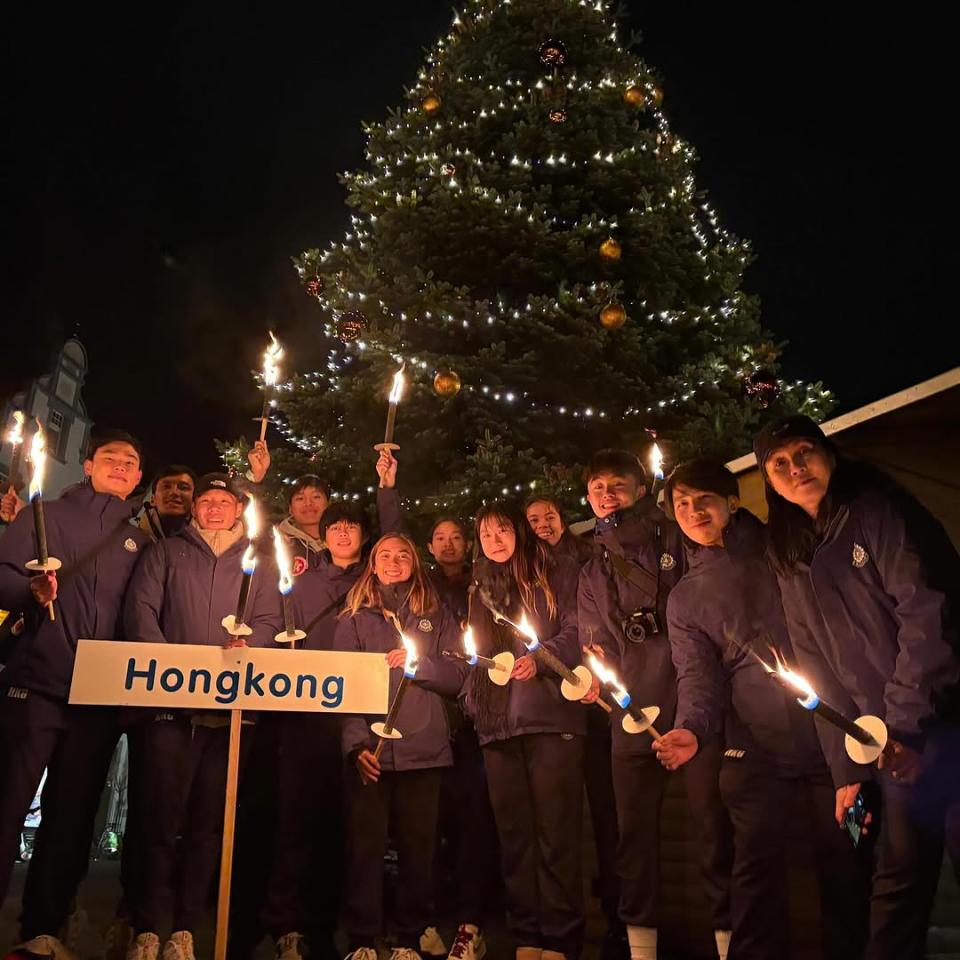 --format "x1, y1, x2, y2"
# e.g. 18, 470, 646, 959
482, 732, 586, 959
